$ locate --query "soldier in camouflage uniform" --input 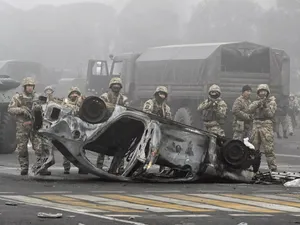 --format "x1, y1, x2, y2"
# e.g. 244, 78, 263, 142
143, 86, 172, 173
62, 87, 87, 174
232, 85, 253, 141
287, 94, 300, 136
249, 84, 277, 172
96, 78, 129, 172
8, 77, 50, 176
197, 84, 227, 137
274, 95, 289, 139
